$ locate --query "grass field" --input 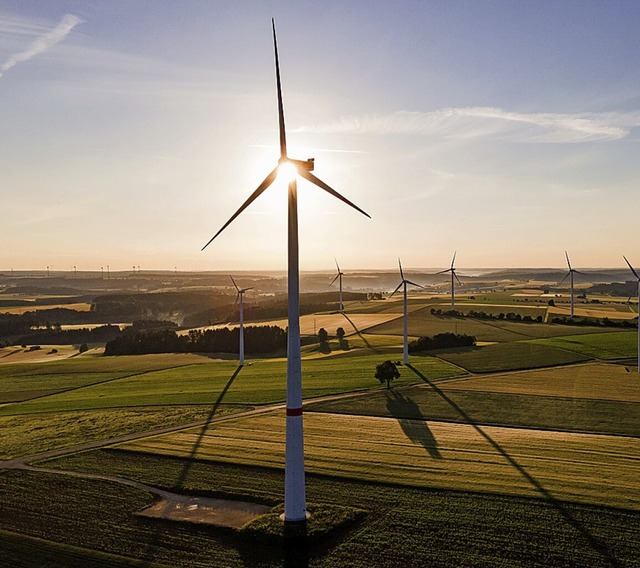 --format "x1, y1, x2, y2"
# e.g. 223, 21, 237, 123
365, 307, 619, 343
113, 410, 640, 511
0, 353, 213, 404
441, 363, 640, 402
431, 341, 590, 372
2, 290, 640, 567
0, 354, 463, 415
531, 331, 638, 360
34, 453, 640, 567
0, 405, 248, 460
